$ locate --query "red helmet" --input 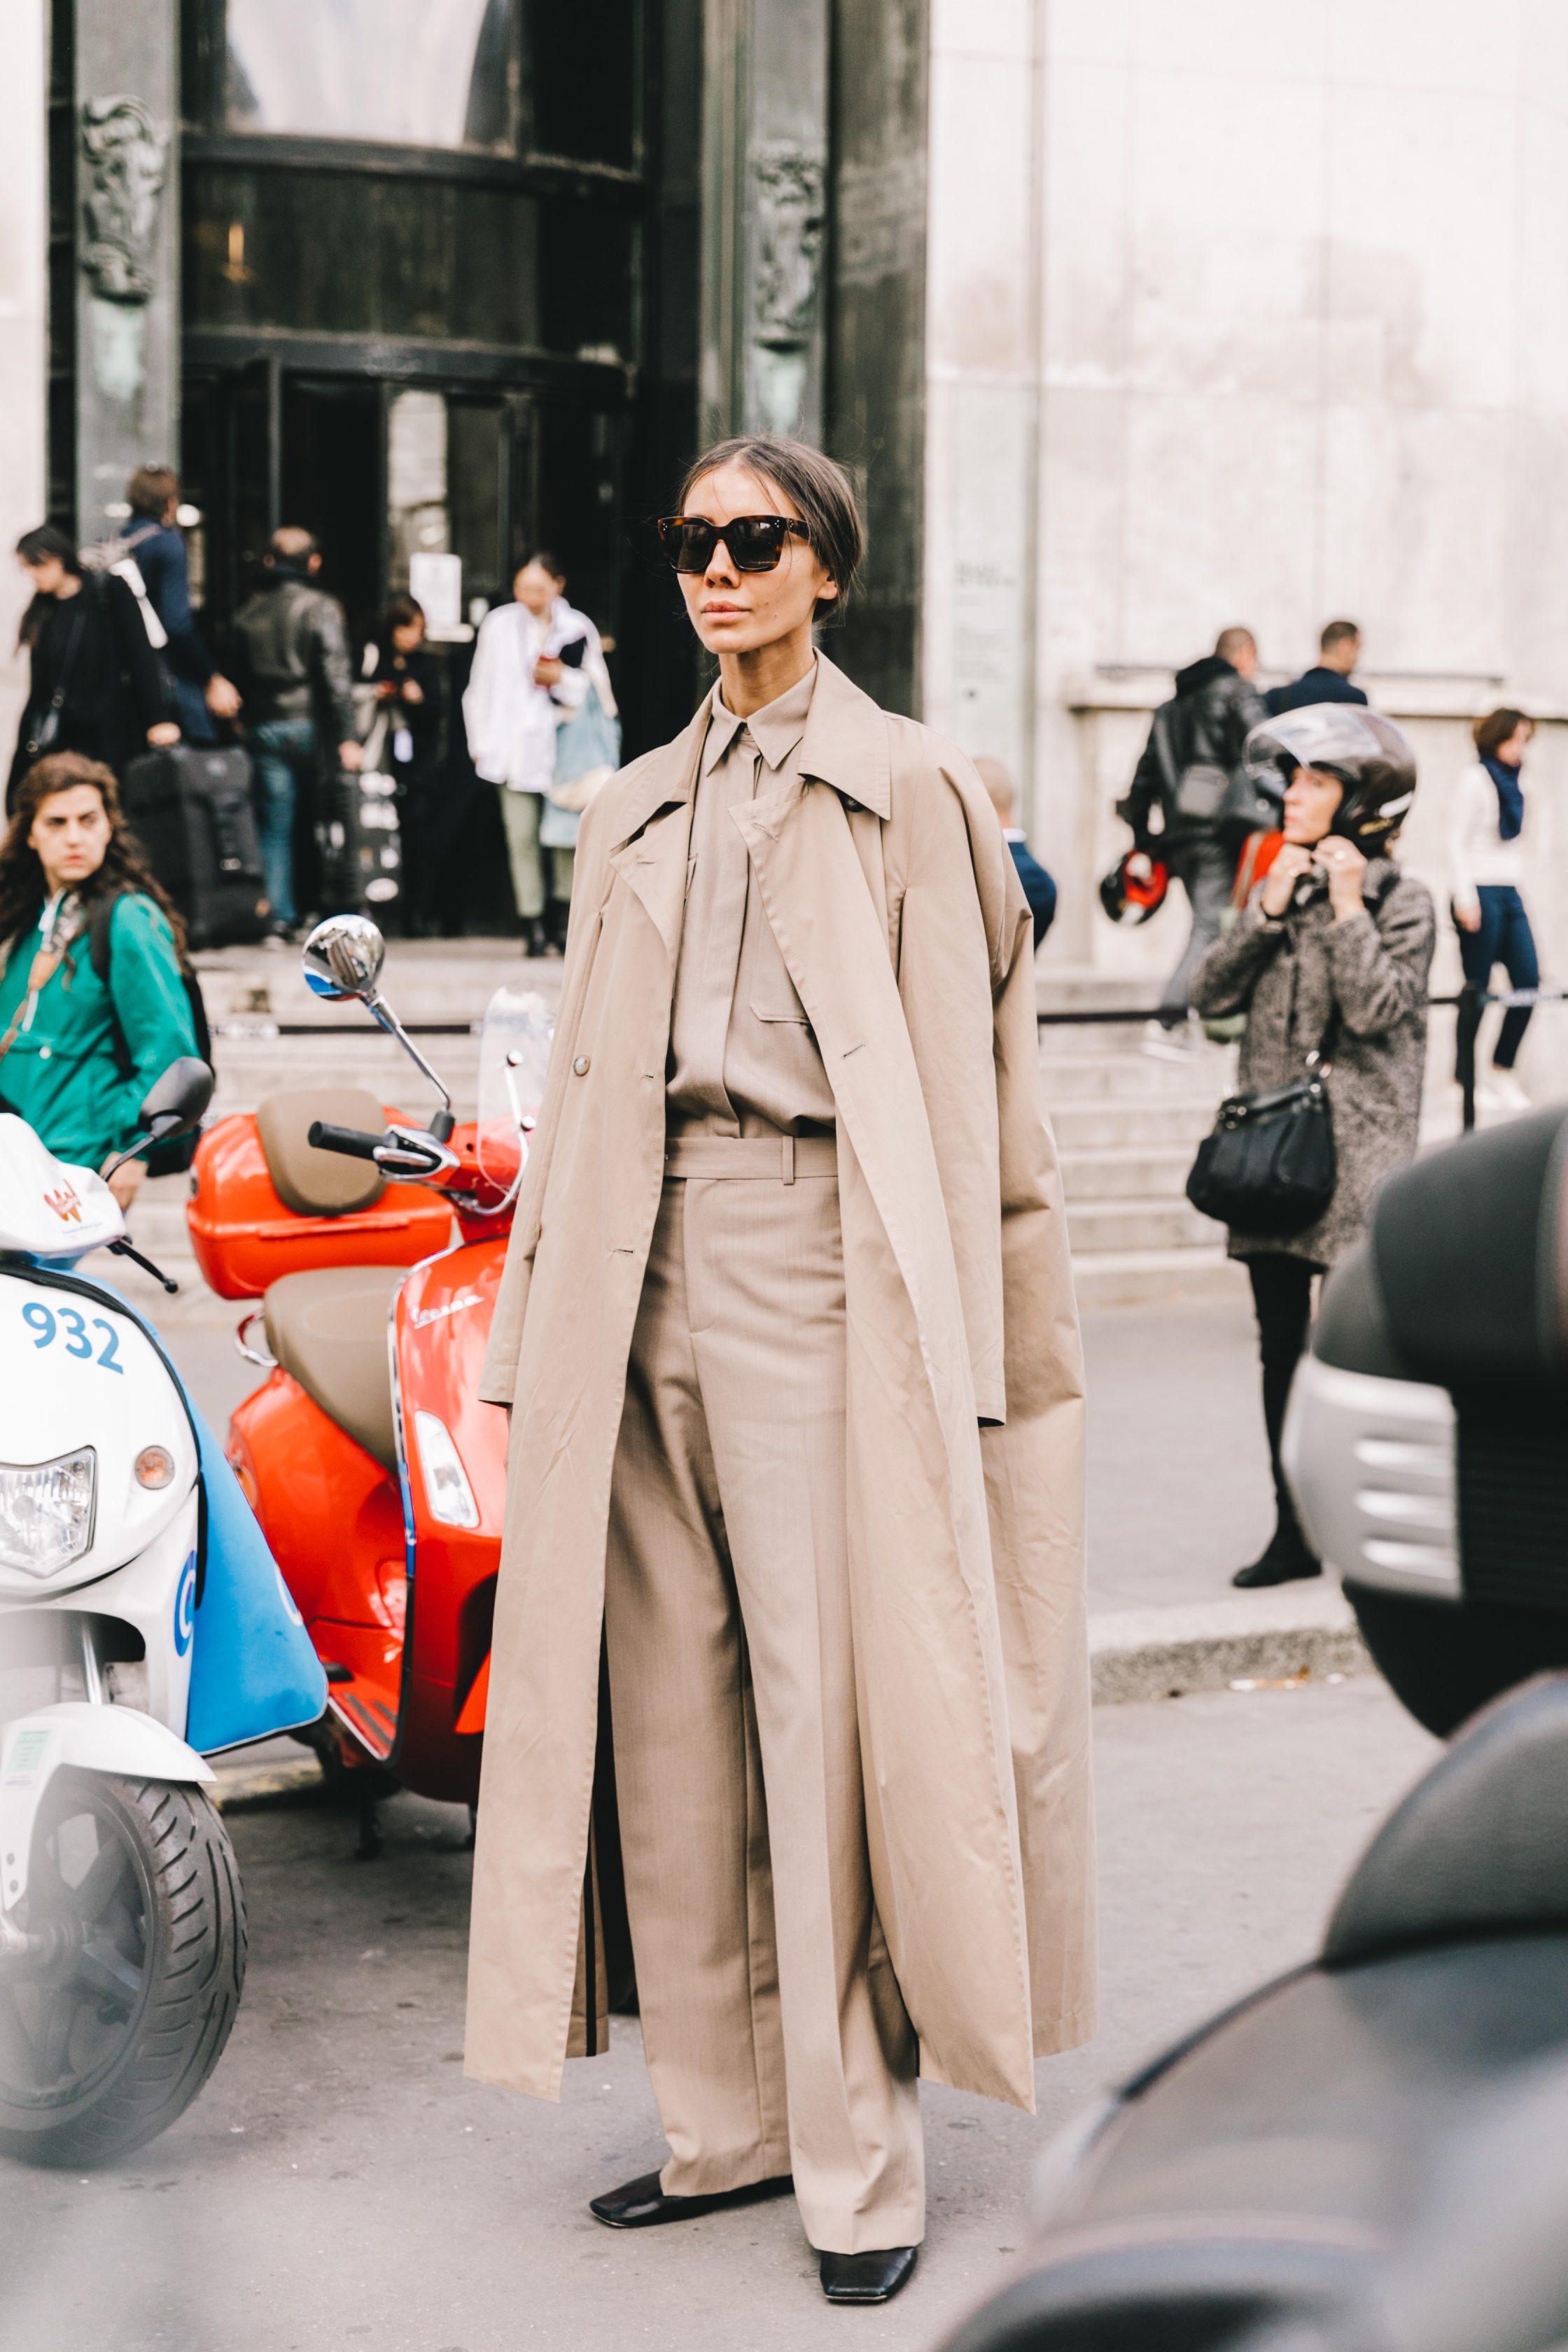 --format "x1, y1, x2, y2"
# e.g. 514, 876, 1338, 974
1100, 850, 1169, 926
